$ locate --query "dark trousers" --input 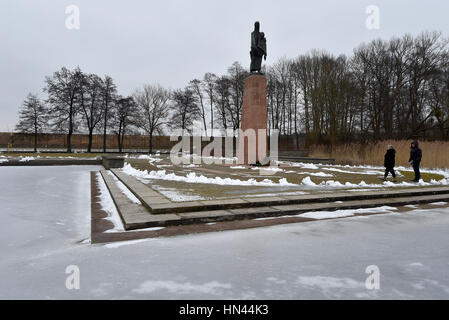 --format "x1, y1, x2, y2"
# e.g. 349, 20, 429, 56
384, 167, 396, 178
413, 162, 421, 181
